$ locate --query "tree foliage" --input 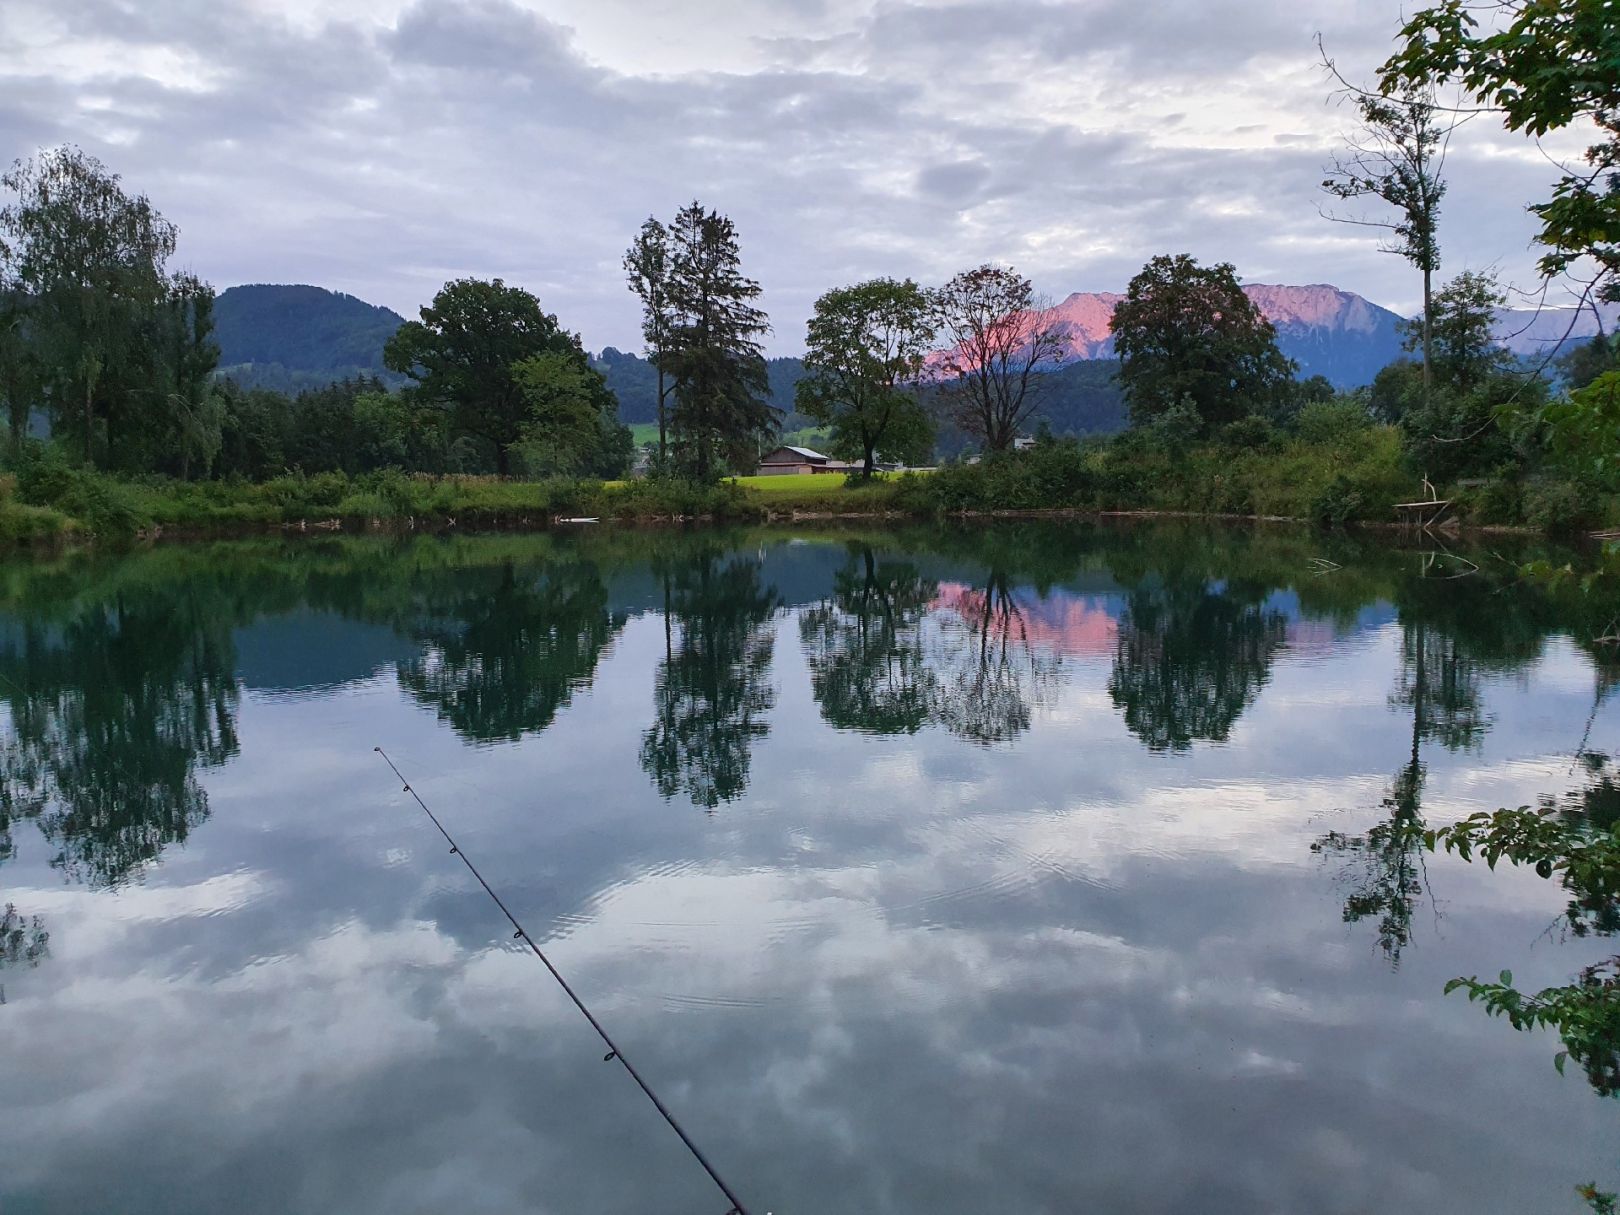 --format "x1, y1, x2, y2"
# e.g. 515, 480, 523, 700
1113, 254, 1296, 432
662, 202, 776, 480
1322, 81, 1451, 386
1380, 0, 1620, 303
797, 277, 936, 474
384, 277, 623, 476
0, 145, 219, 470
